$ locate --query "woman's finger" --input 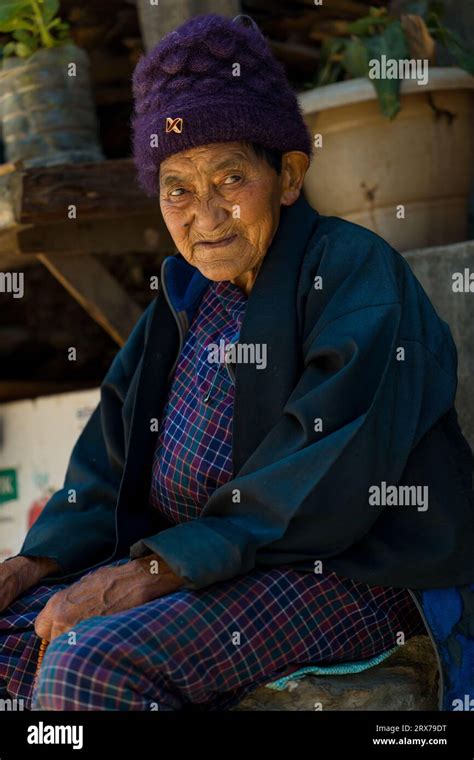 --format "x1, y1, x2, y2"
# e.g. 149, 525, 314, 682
34, 610, 52, 641
50, 621, 67, 642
